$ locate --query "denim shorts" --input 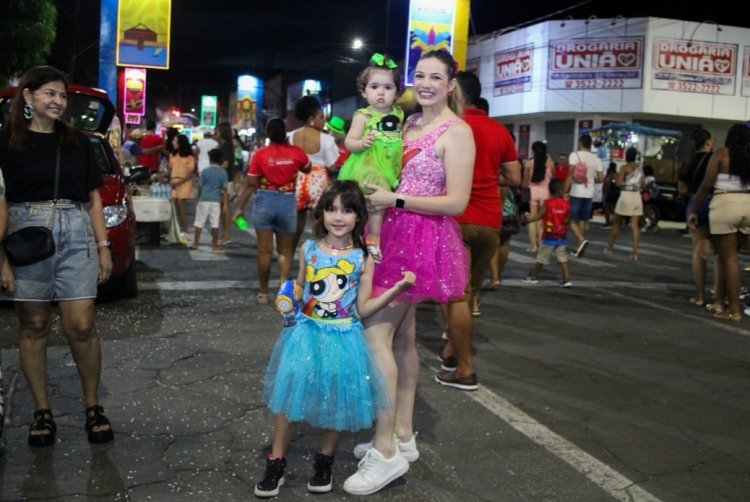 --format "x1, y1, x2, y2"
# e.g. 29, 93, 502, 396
252, 190, 297, 234
6, 201, 98, 301
568, 196, 593, 221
